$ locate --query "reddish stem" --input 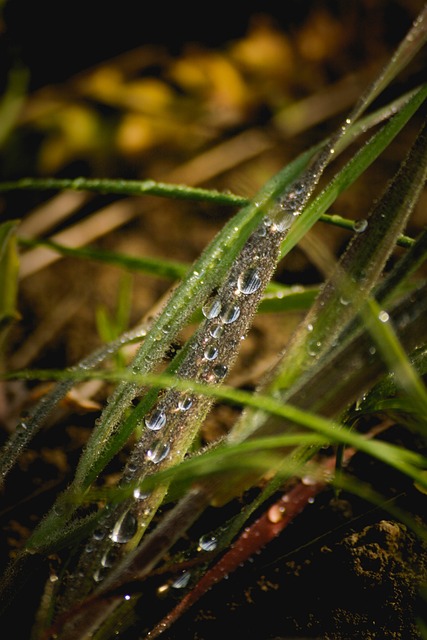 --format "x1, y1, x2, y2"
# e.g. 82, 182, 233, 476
147, 452, 351, 638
